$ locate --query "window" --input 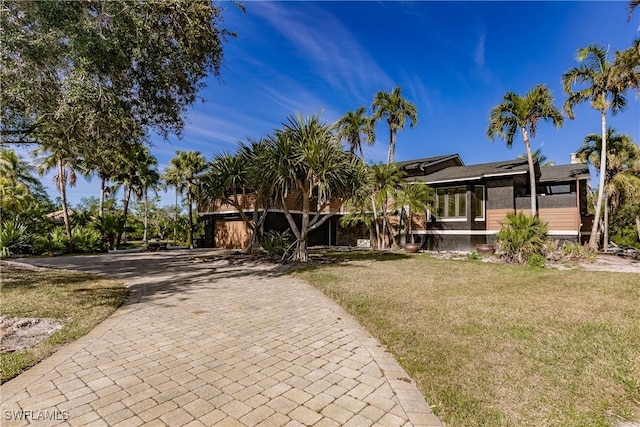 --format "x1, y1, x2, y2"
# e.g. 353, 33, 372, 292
436, 187, 467, 219
474, 186, 485, 220
538, 184, 571, 195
